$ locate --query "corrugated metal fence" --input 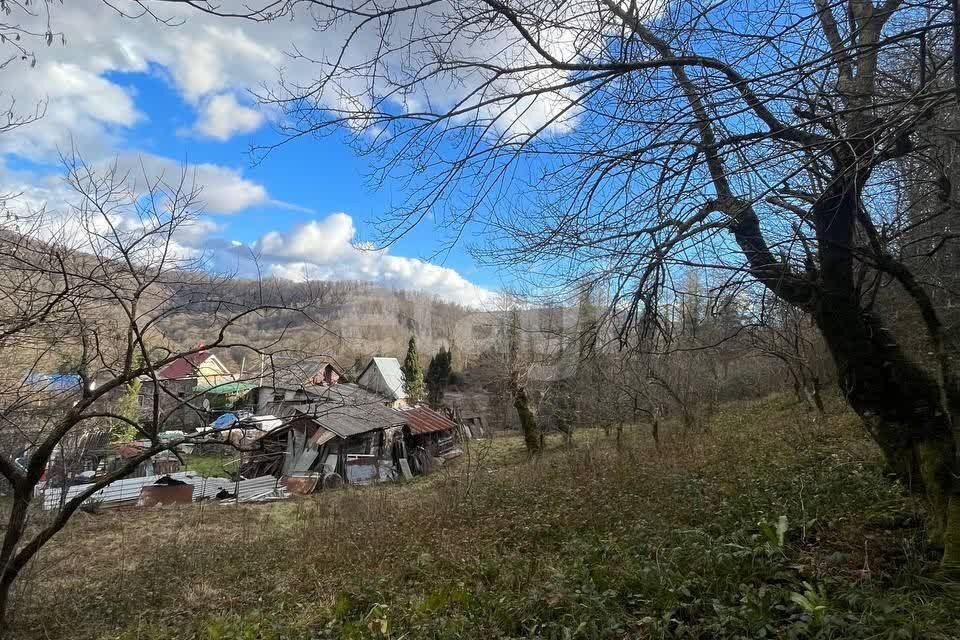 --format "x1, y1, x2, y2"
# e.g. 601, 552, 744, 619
40, 473, 286, 510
